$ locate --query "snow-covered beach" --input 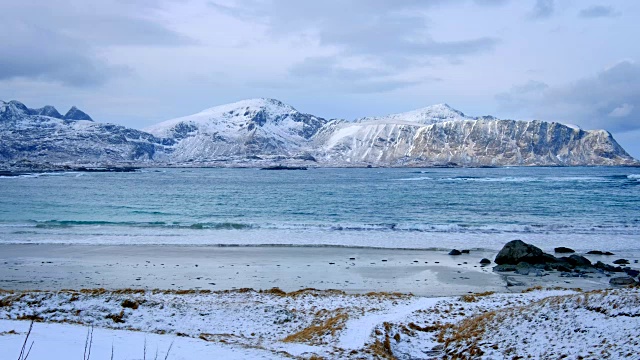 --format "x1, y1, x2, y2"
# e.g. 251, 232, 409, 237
1, 285, 639, 359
